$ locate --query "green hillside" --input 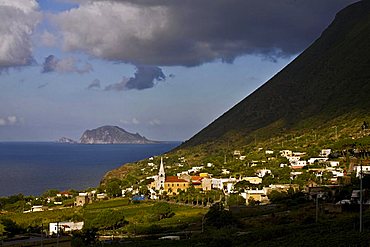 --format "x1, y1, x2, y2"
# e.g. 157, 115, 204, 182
102, 1, 370, 183
178, 0, 370, 152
